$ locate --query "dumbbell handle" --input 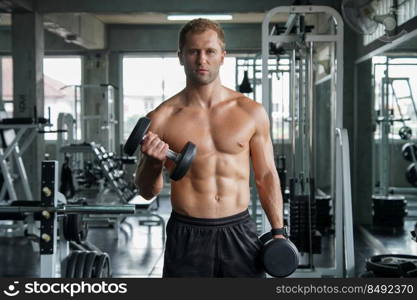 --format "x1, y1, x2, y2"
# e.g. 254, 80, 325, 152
140, 136, 179, 162
167, 149, 179, 162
